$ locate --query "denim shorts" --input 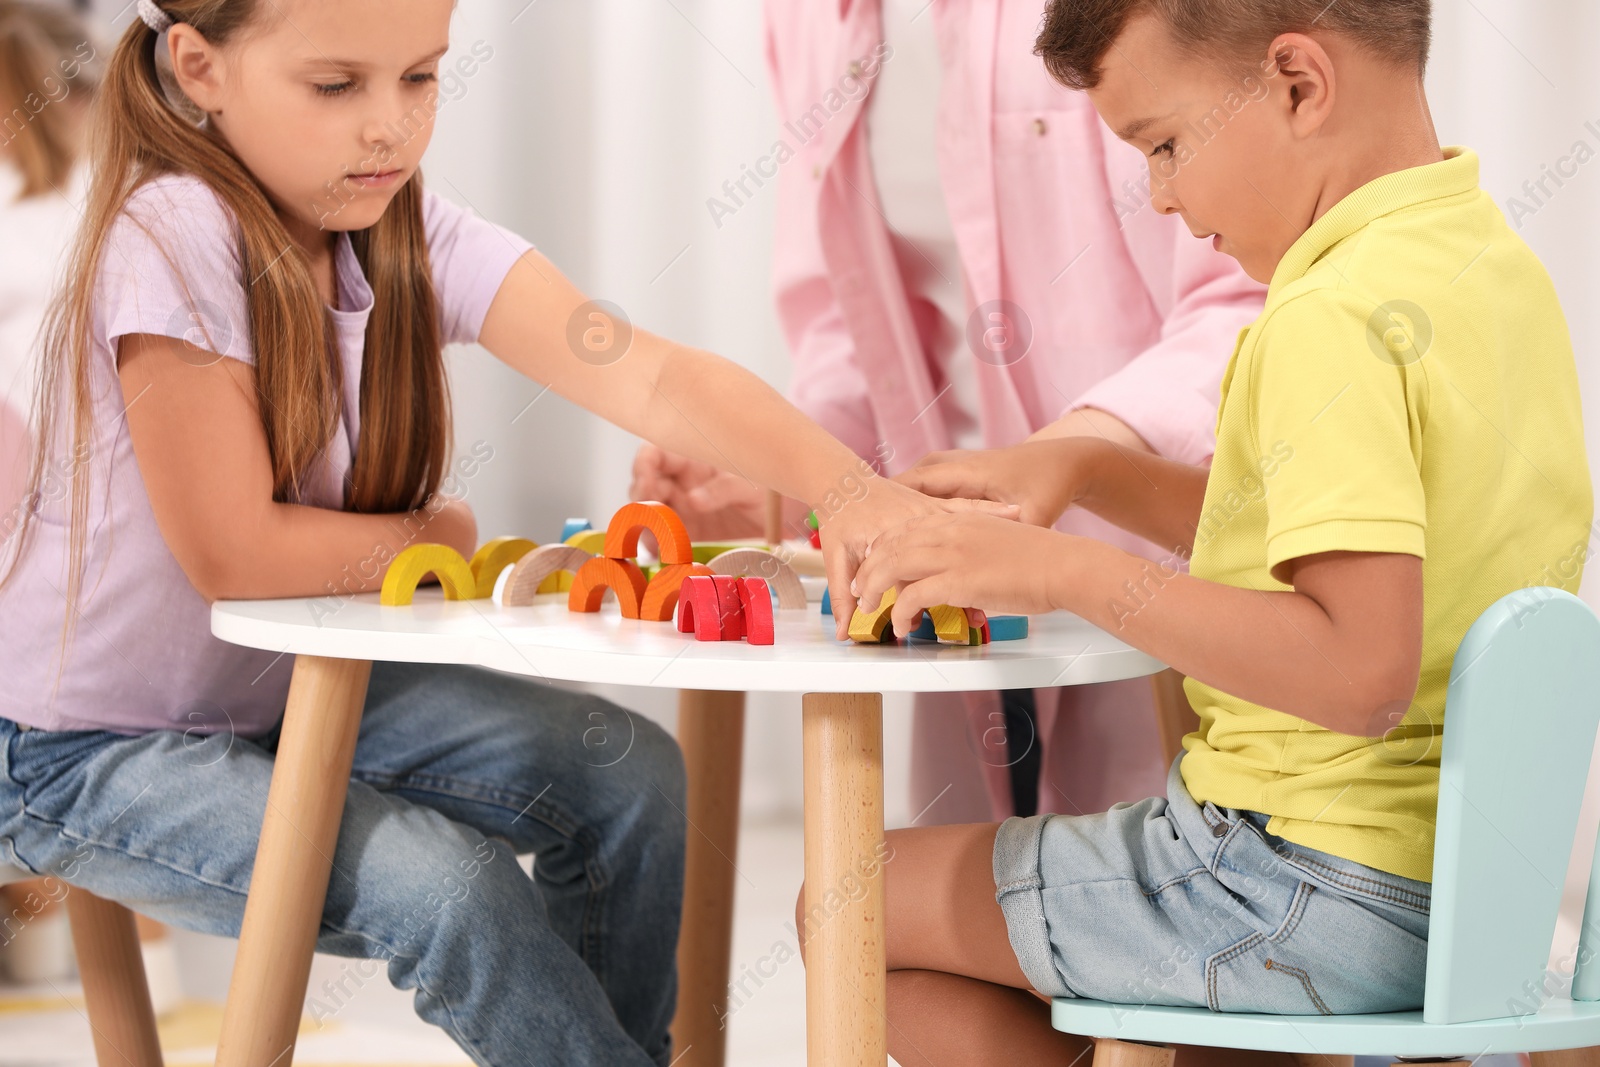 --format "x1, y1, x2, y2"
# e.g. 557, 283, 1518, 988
993, 757, 1431, 1015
